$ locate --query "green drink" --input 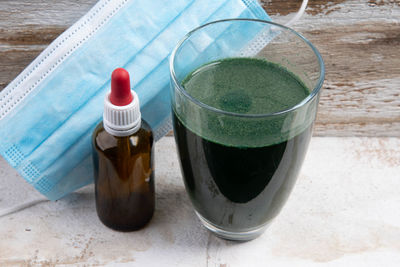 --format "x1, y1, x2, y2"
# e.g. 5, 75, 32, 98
182, 58, 309, 116
173, 57, 312, 233
170, 19, 324, 240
